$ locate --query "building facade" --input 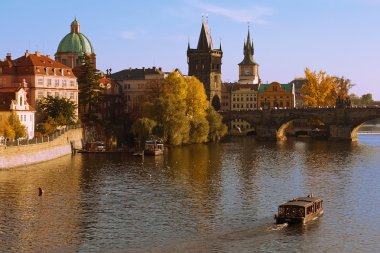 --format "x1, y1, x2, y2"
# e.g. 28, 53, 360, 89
289, 78, 307, 108
187, 21, 223, 110
110, 67, 166, 119
238, 29, 260, 84
258, 82, 295, 109
0, 84, 35, 139
0, 51, 78, 117
98, 77, 123, 121
55, 18, 96, 68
